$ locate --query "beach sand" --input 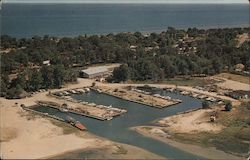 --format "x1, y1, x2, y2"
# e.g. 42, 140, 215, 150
0, 103, 163, 159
